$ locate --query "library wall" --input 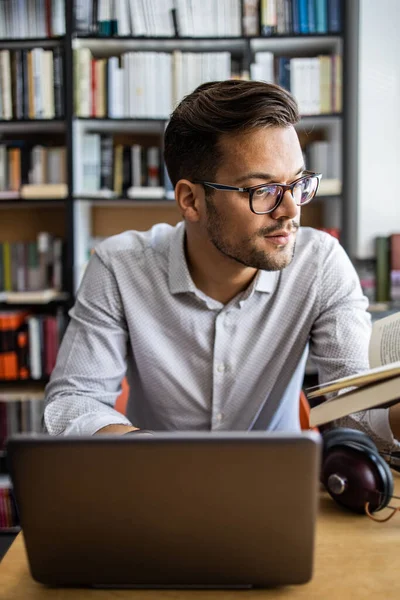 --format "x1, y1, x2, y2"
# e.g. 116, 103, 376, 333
92, 205, 181, 237
0, 207, 66, 240
356, 0, 400, 258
